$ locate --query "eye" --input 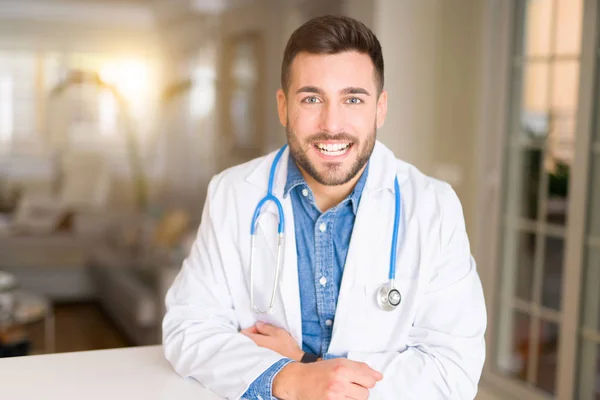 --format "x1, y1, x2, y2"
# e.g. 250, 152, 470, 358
346, 97, 363, 105
302, 96, 321, 104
